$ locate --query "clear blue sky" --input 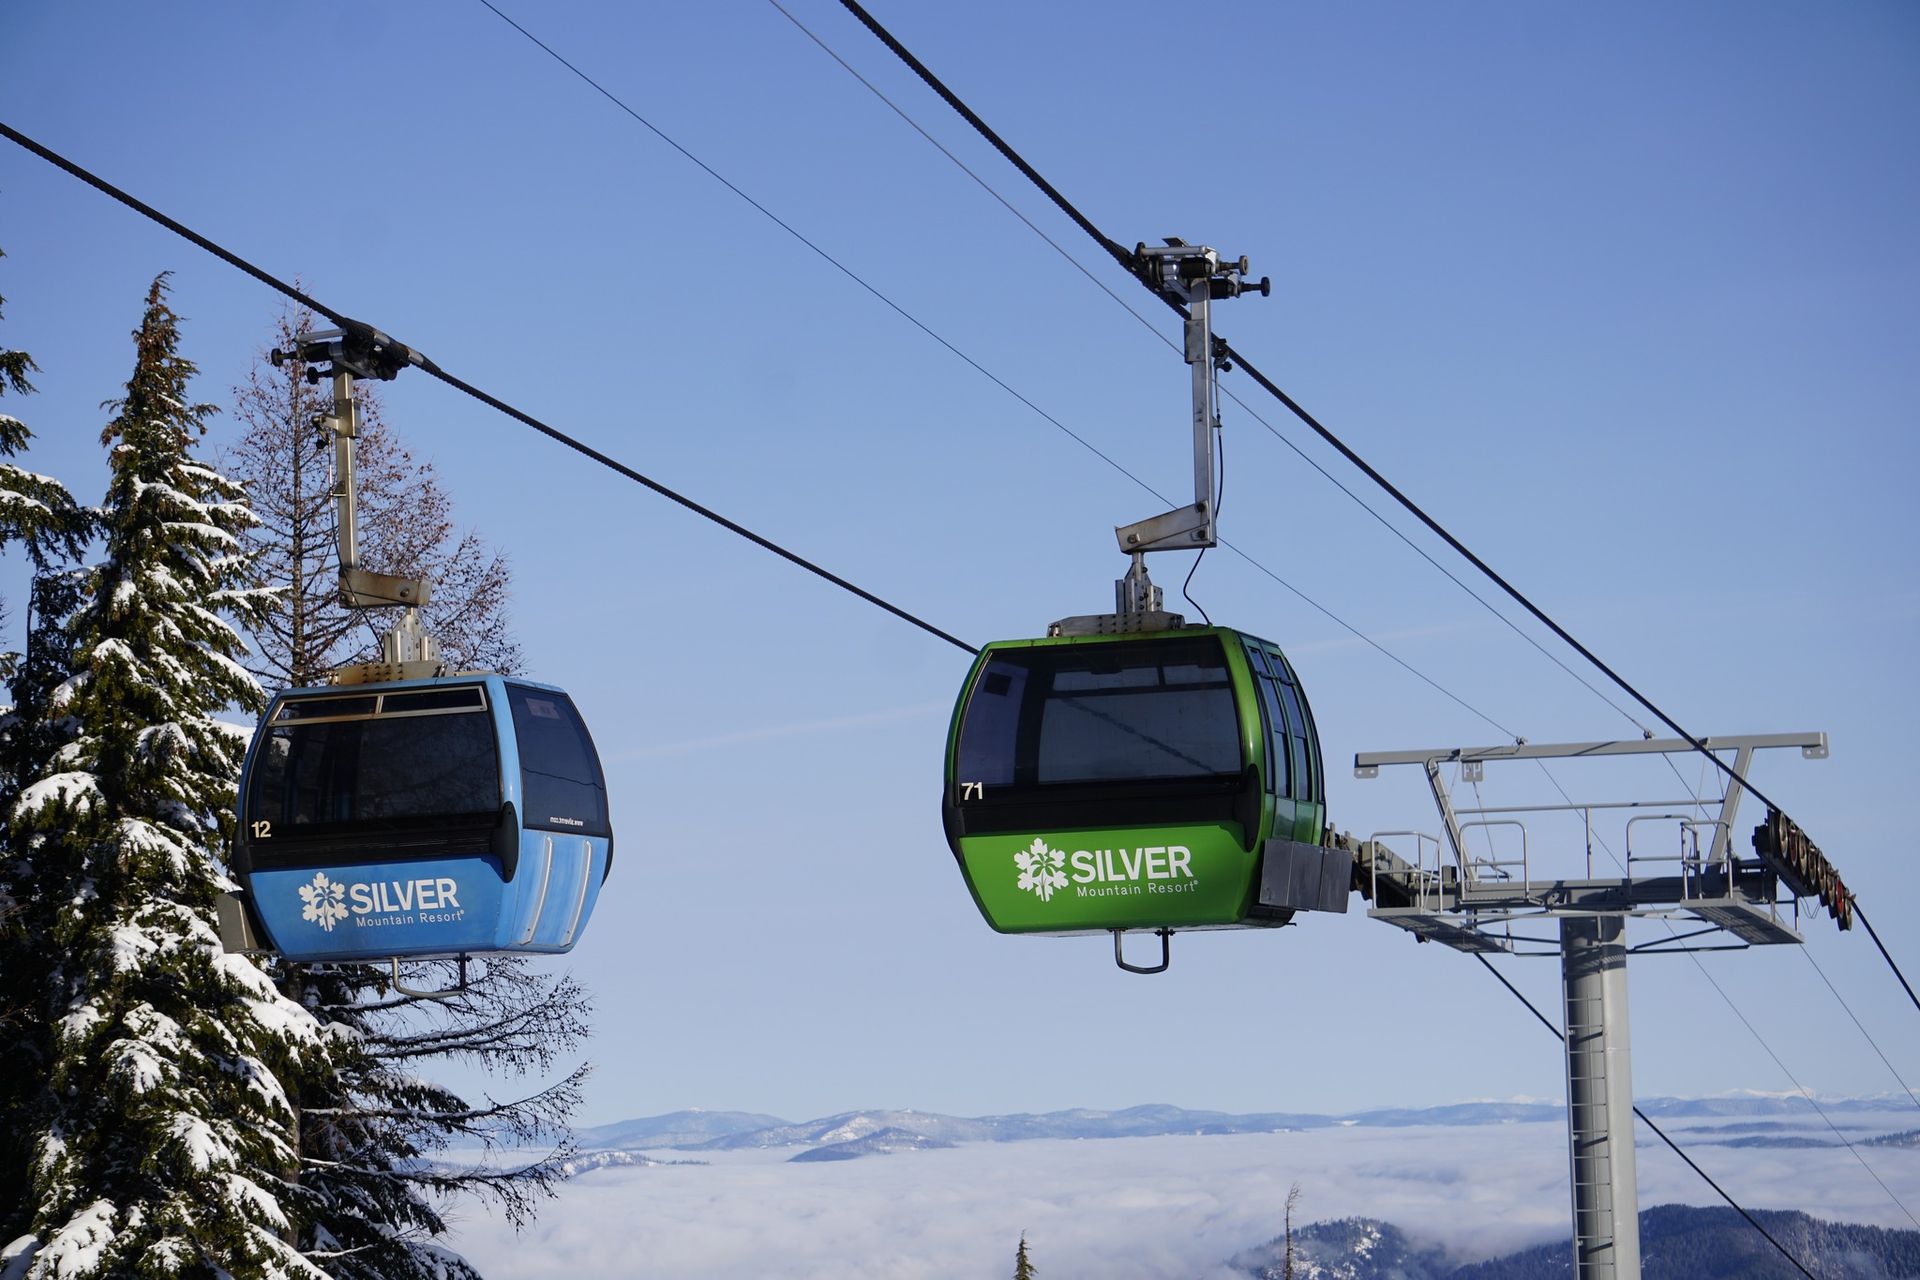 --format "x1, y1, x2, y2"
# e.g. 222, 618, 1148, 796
2, 1, 1915, 1127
